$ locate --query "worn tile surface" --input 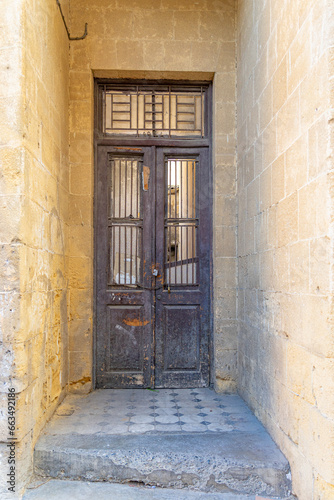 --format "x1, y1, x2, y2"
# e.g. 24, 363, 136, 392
34, 389, 293, 497
45, 389, 264, 436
